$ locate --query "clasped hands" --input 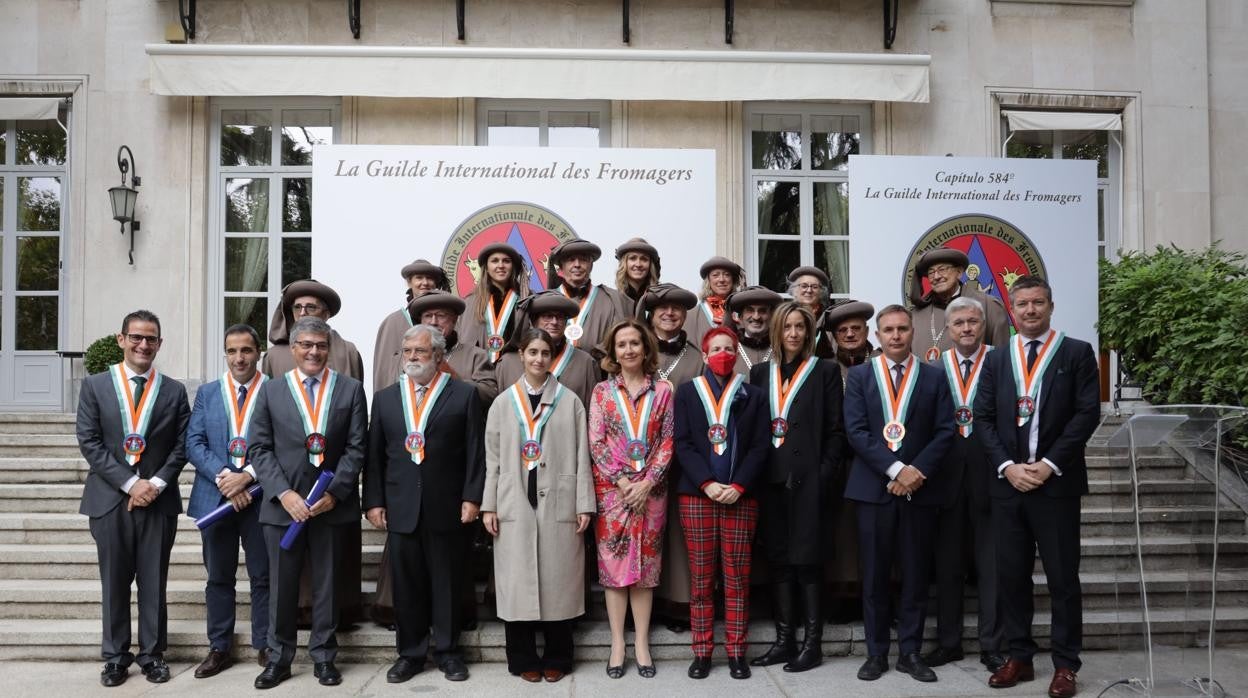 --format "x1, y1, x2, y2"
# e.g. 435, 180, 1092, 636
280, 489, 336, 523
617, 476, 655, 512
1003, 461, 1053, 493
886, 465, 926, 497
126, 479, 159, 511
216, 469, 255, 511
701, 481, 743, 505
